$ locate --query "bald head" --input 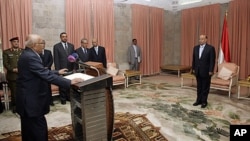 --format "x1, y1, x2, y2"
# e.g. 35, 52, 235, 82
25, 34, 45, 54
199, 34, 207, 45
92, 38, 98, 47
